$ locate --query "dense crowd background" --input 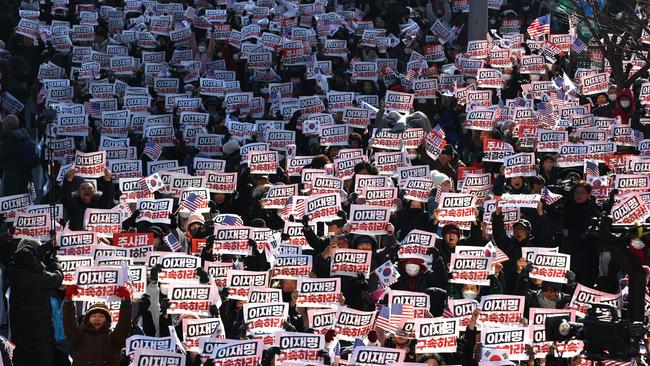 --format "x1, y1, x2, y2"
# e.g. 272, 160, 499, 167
0, 0, 647, 365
